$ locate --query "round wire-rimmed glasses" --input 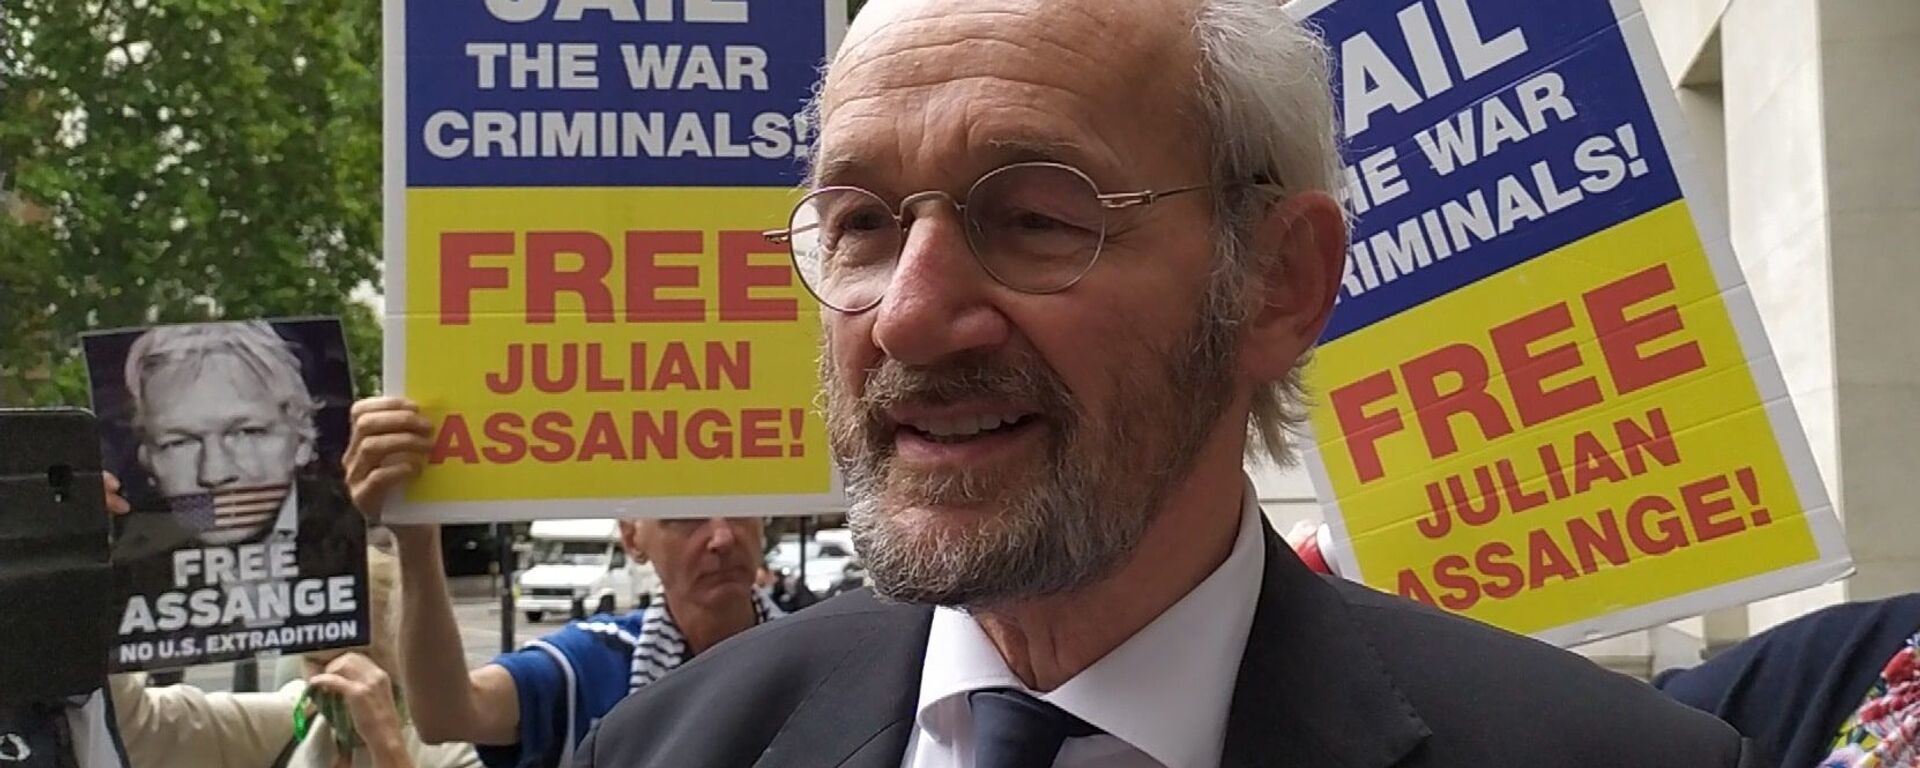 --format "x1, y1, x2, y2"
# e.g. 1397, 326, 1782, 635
762, 161, 1214, 314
